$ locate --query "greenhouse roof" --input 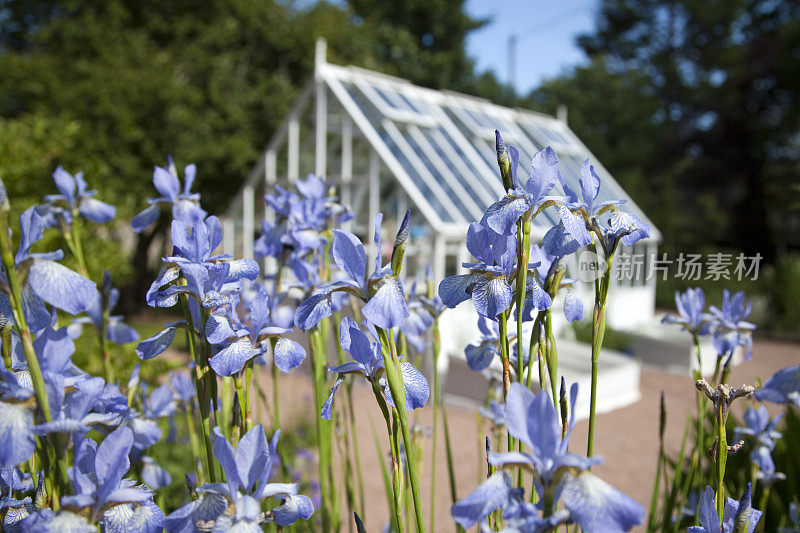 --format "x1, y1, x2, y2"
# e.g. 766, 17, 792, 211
318, 60, 661, 242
